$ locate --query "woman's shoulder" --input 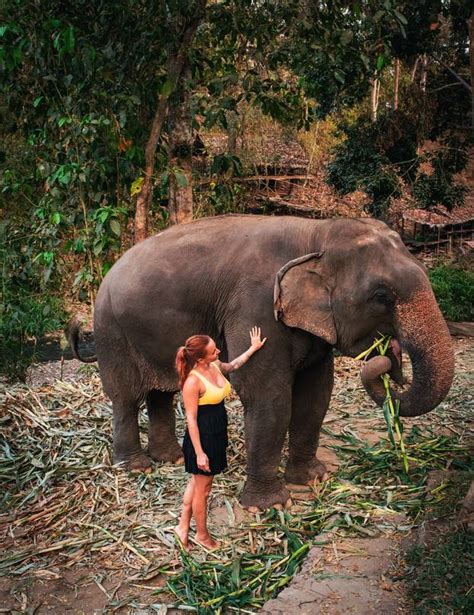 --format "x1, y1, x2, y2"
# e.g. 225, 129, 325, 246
183, 372, 201, 390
